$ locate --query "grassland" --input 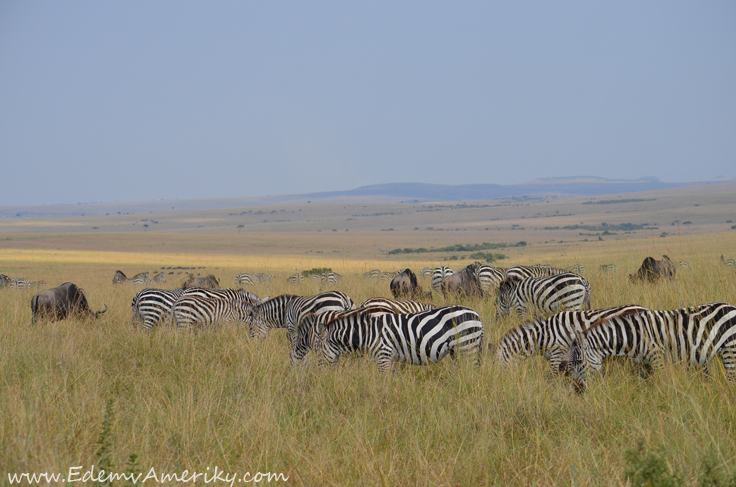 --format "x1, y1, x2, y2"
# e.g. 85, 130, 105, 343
2, 189, 736, 485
